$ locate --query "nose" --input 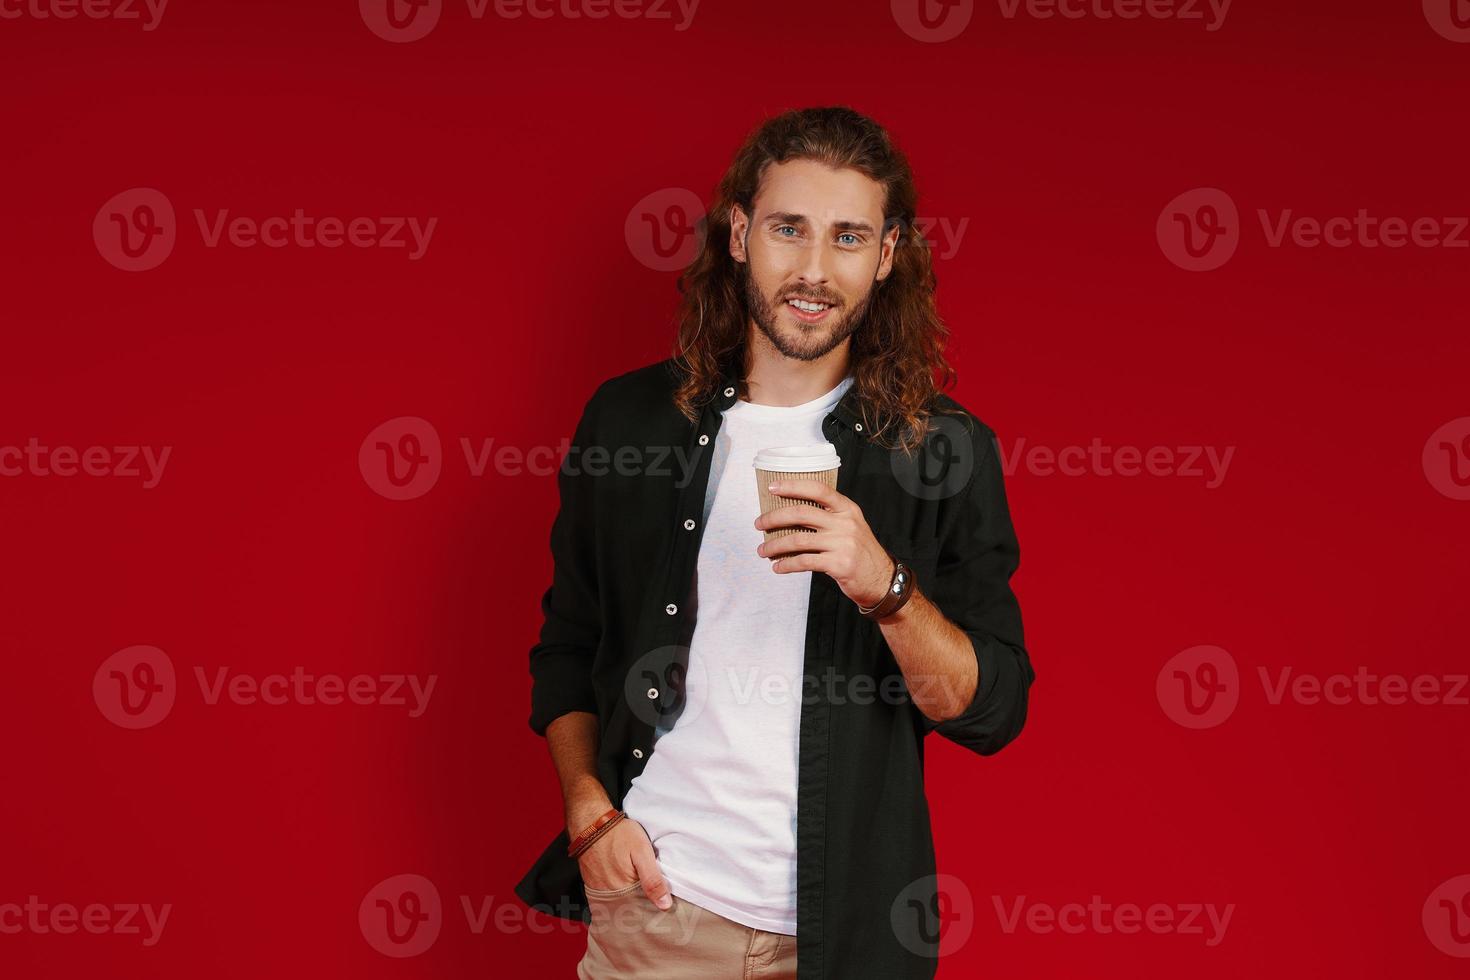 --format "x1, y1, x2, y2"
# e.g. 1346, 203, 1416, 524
795, 239, 835, 296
